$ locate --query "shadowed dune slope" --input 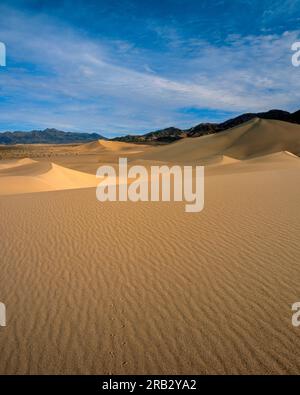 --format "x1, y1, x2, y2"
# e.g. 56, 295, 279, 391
224, 119, 300, 159
141, 119, 300, 163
